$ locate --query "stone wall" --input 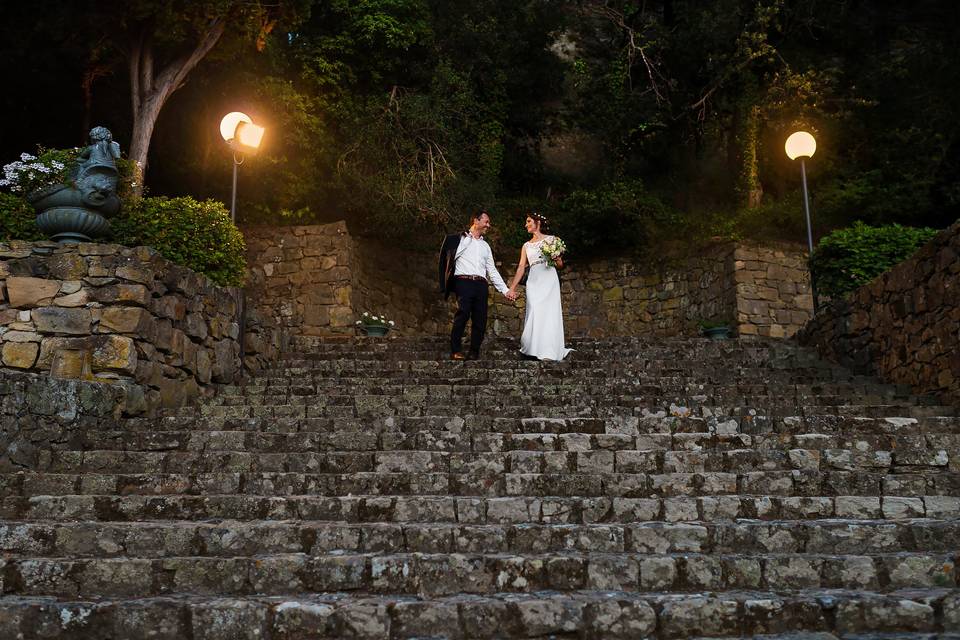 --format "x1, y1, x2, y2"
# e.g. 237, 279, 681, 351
244, 223, 358, 336
244, 222, 814, 339
0, 241, 259, 413
733, 242, 815, 338
0, 370, 130, 471
798, 219, 960, 405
